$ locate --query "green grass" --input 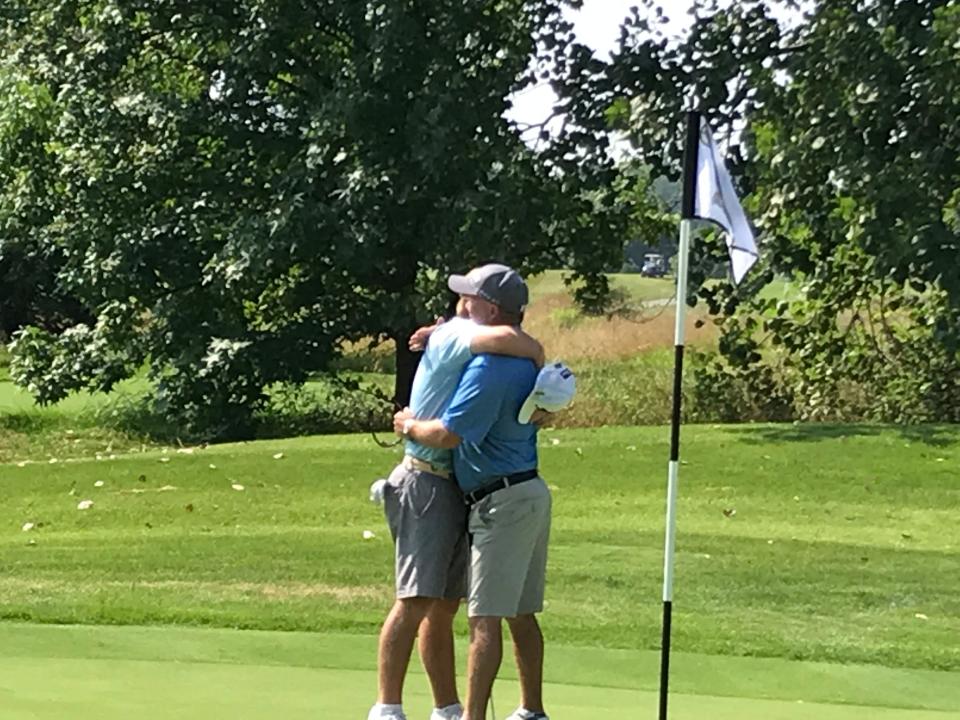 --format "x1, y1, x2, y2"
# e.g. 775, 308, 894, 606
757, 277, 800, 302
0, 378, 155, 463
1, 623, 958, 719
608, 273, 681, 302
0, 376, 149, 416
528, 270, 677, 304
0, 373, 393, 457
2, 425, 958, 672
528, 269, 799, 306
